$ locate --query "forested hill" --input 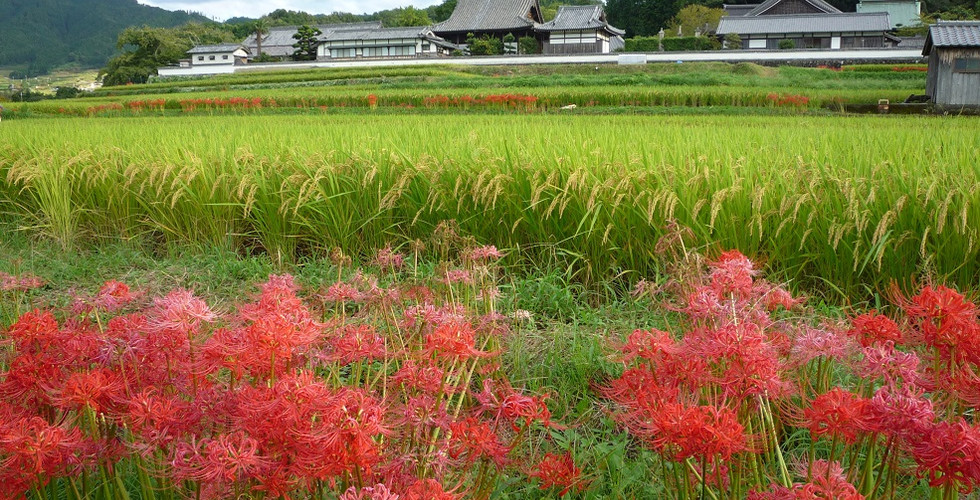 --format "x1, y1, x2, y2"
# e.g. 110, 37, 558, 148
0, 0, 208, 74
